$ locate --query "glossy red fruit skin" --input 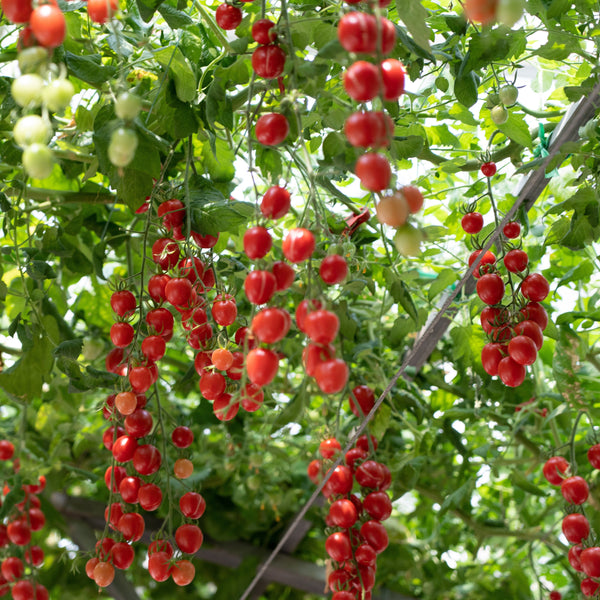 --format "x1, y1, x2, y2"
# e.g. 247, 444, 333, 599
252, 307, 290, 344
180, 492, 207, 519
315, 359, 349, 394
111, 290, 136, 317
461, 212, 484, 234
215, 3, 242, 30
380, 58, 405, 100
363, 491, 393, 520
476, 273, 505, 305
132, 444, 161, 476
504, 249, 529, 273
175, 524, 204, 554
562, 513, 590, 543
295, 299, 323, 333
0, 440, 15, 460
111, 542, 135, 570
148, 551, 172, 582
344, 111, 394, 149
117, 512, 145, 542
469, 249, 496, 278
481, 161, 497, 177
304, 310, 339, 345
355, 153, 391, 192
172, 426, 194, 448
261, 186, 291, 219
344, 61, 380, 102
521, 273, 550, 302
337, 12, 395, 54
31, 4, 65, 48
246, 348, 279, 386
569, 544, 584, 571
543, 456, 569, 485
319, 438, 341, 459
320, 255, 348, 285
520, 302, 548, 330
243, 226, 272, 259
244, 270, 277, 304
325, 531, 352, 562
360, 520, 389, 553
588, 444, 600, 469
580, 547, 600, 578
138, 483, 162, 511
503, 221, 521, 238
252, 18, 276, 44
349, 384, 375, 417
282, 228, 315, 263
497, 356, 526, 387
508, 335, 537, 366
514, 320, 543, 350
1, 0, 33, 23
256, 113, 289, 146
581, 578, 600, 597
272, 261, 295, 290
561, 475, 589, 504
252, 45, 286, 78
